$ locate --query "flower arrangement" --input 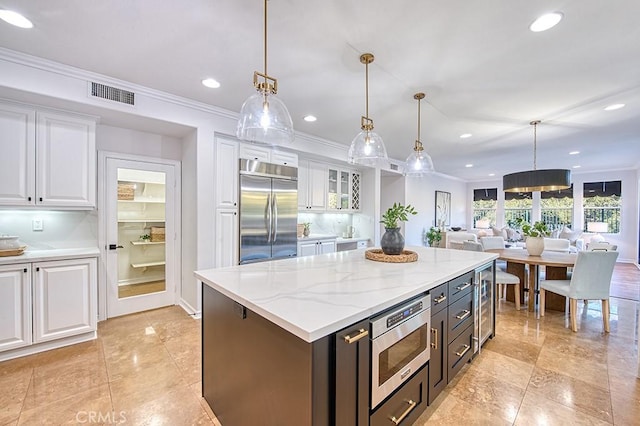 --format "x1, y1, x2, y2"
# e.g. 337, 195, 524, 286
514, 218, 550, 237
380, 203, 417, 229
